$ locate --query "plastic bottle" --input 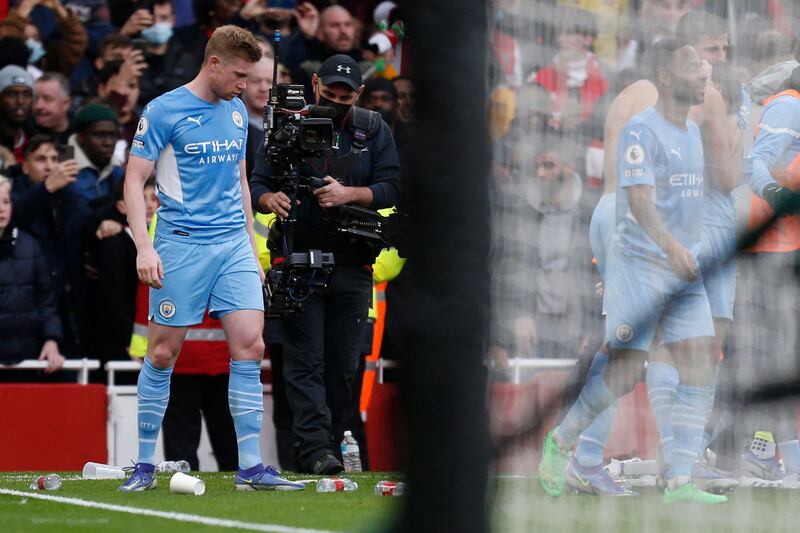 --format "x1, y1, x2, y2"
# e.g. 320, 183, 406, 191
30, 474, 61, 491
157, 460, 191, 473
374, 480, 406, 496
340, 430, 362, 473
316, 478, 358, 492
